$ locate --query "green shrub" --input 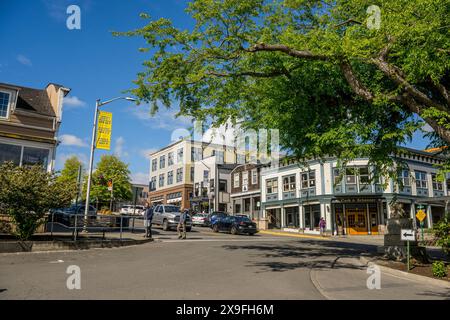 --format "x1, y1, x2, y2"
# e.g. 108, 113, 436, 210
431, 261, 448, 278
432, 214, 450, 257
